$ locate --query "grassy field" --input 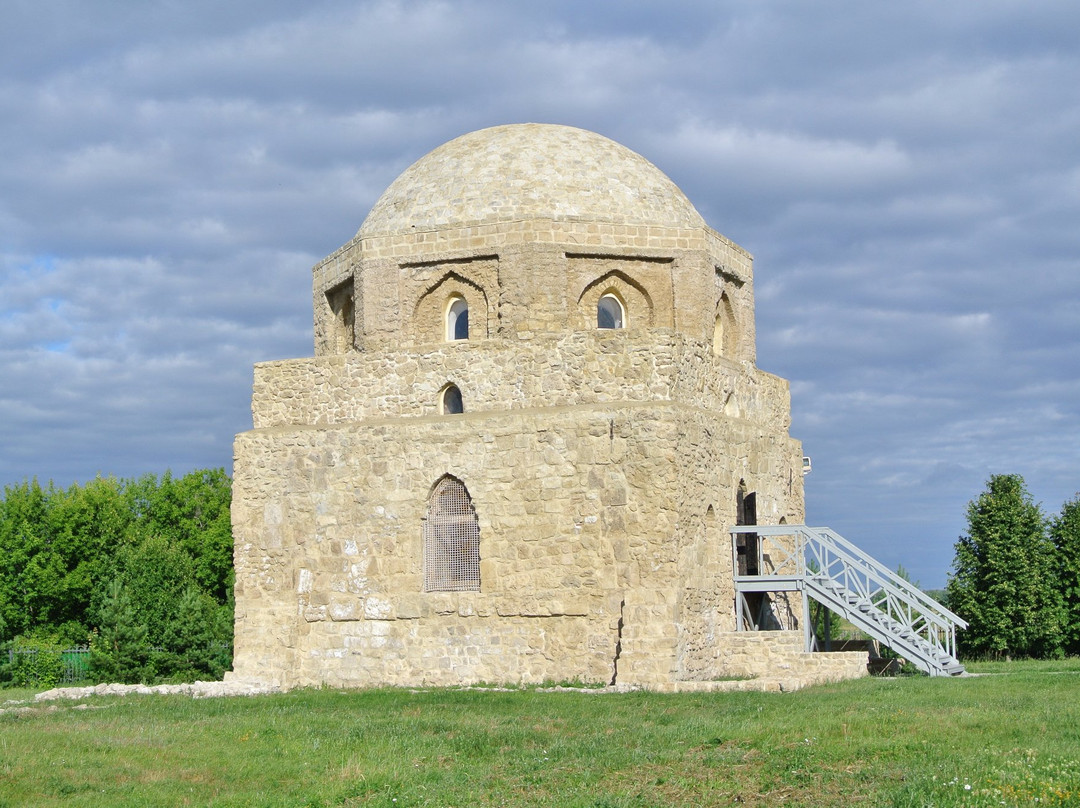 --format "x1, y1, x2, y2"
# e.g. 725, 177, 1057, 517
2, 660, 1080, 807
